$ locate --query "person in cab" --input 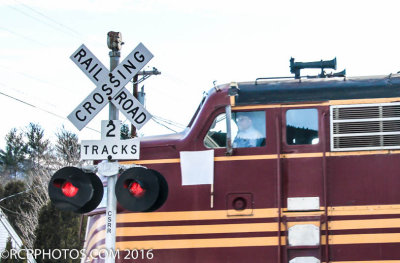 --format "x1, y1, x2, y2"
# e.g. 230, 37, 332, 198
233, 112, 265, 148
